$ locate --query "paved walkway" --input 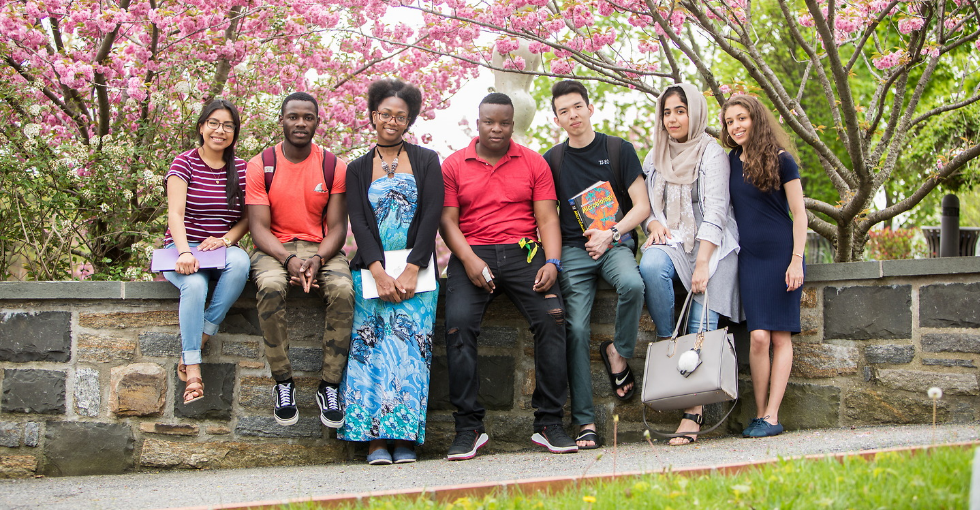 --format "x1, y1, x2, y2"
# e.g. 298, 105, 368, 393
1, 423, 976, 510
